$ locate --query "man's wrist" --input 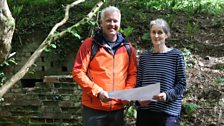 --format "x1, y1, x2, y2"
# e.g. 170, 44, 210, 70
97, 92, 100, 98
97, 91, 103, 98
